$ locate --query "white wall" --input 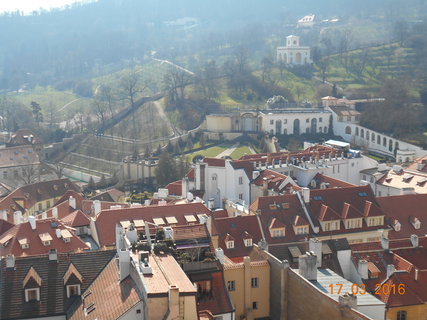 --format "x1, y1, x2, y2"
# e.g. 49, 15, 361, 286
118, 301, 144, 320
260, 111, 330, 135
